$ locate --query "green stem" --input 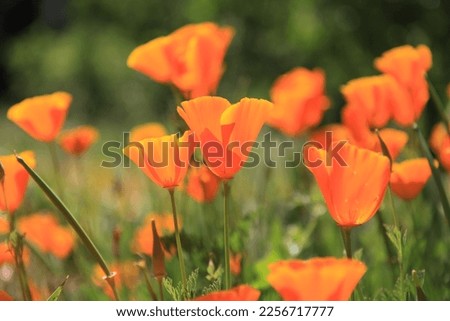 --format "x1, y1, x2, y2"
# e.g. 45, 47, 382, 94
376, 211, 396, 283
387, 187, 398, 228
168, 189, 187, 295
137, 263, 158, 301
340, 226, 352, 259
413, 123, 450, 226
15, 153, 120, 300
48, 141, 65, 199
428, 79, 450, 135
223, 180, 231, 289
